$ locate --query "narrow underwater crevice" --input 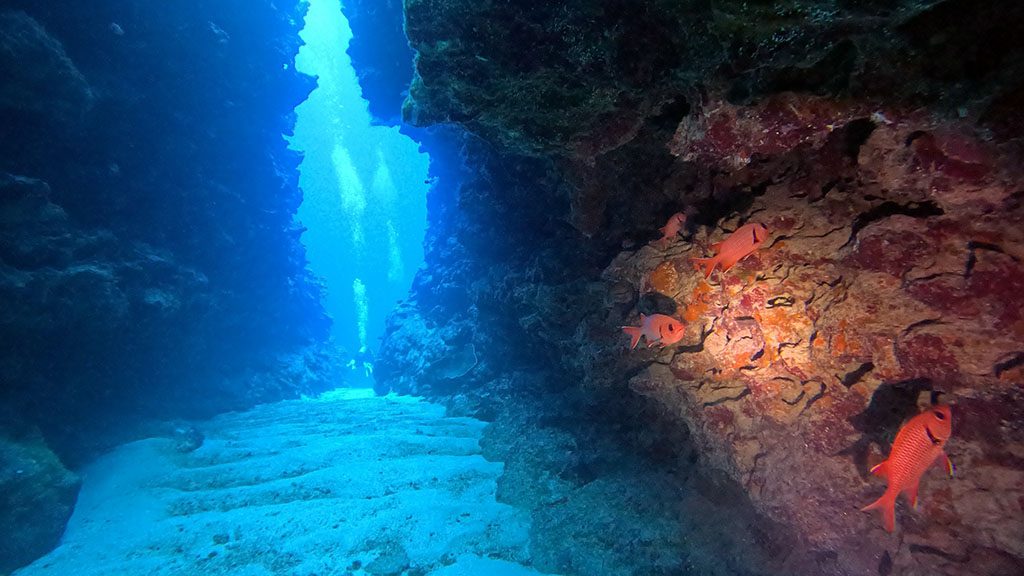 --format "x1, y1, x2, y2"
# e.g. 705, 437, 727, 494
843, 200, 945, 249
